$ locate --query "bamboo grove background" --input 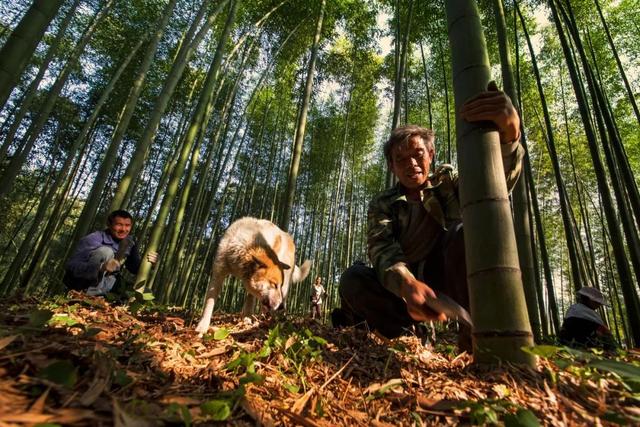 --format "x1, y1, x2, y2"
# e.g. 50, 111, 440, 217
0, 0, 638, 347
